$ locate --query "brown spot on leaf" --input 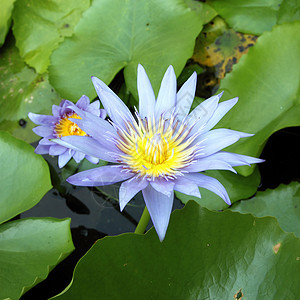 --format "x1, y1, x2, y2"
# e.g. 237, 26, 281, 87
273, 243, 281, 254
